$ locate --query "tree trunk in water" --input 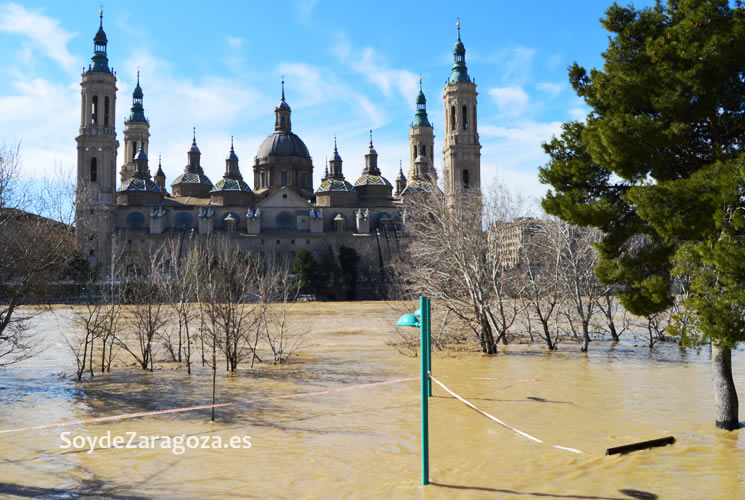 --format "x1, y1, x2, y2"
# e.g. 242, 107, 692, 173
581, 321, 590, 352
712, 345, 739, 431
480, 316, 497, 354
608, 319, 619, 342
541, 322, 555, 350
